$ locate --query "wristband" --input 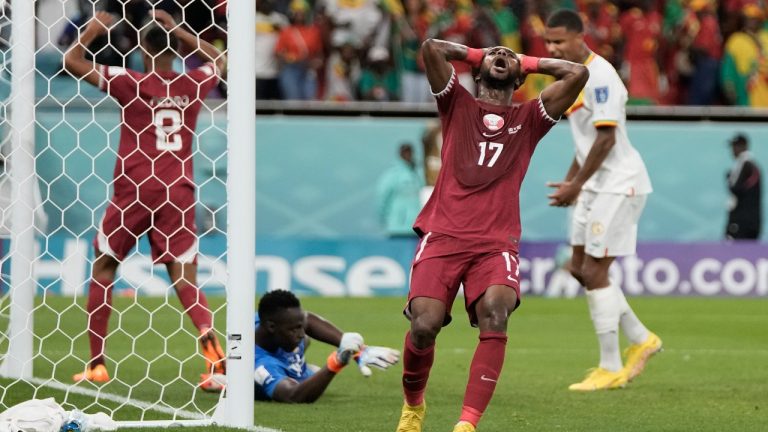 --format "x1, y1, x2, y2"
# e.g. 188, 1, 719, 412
465, 48, 484, 68
520, 55, 541, 74
326, 351, 345, 373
